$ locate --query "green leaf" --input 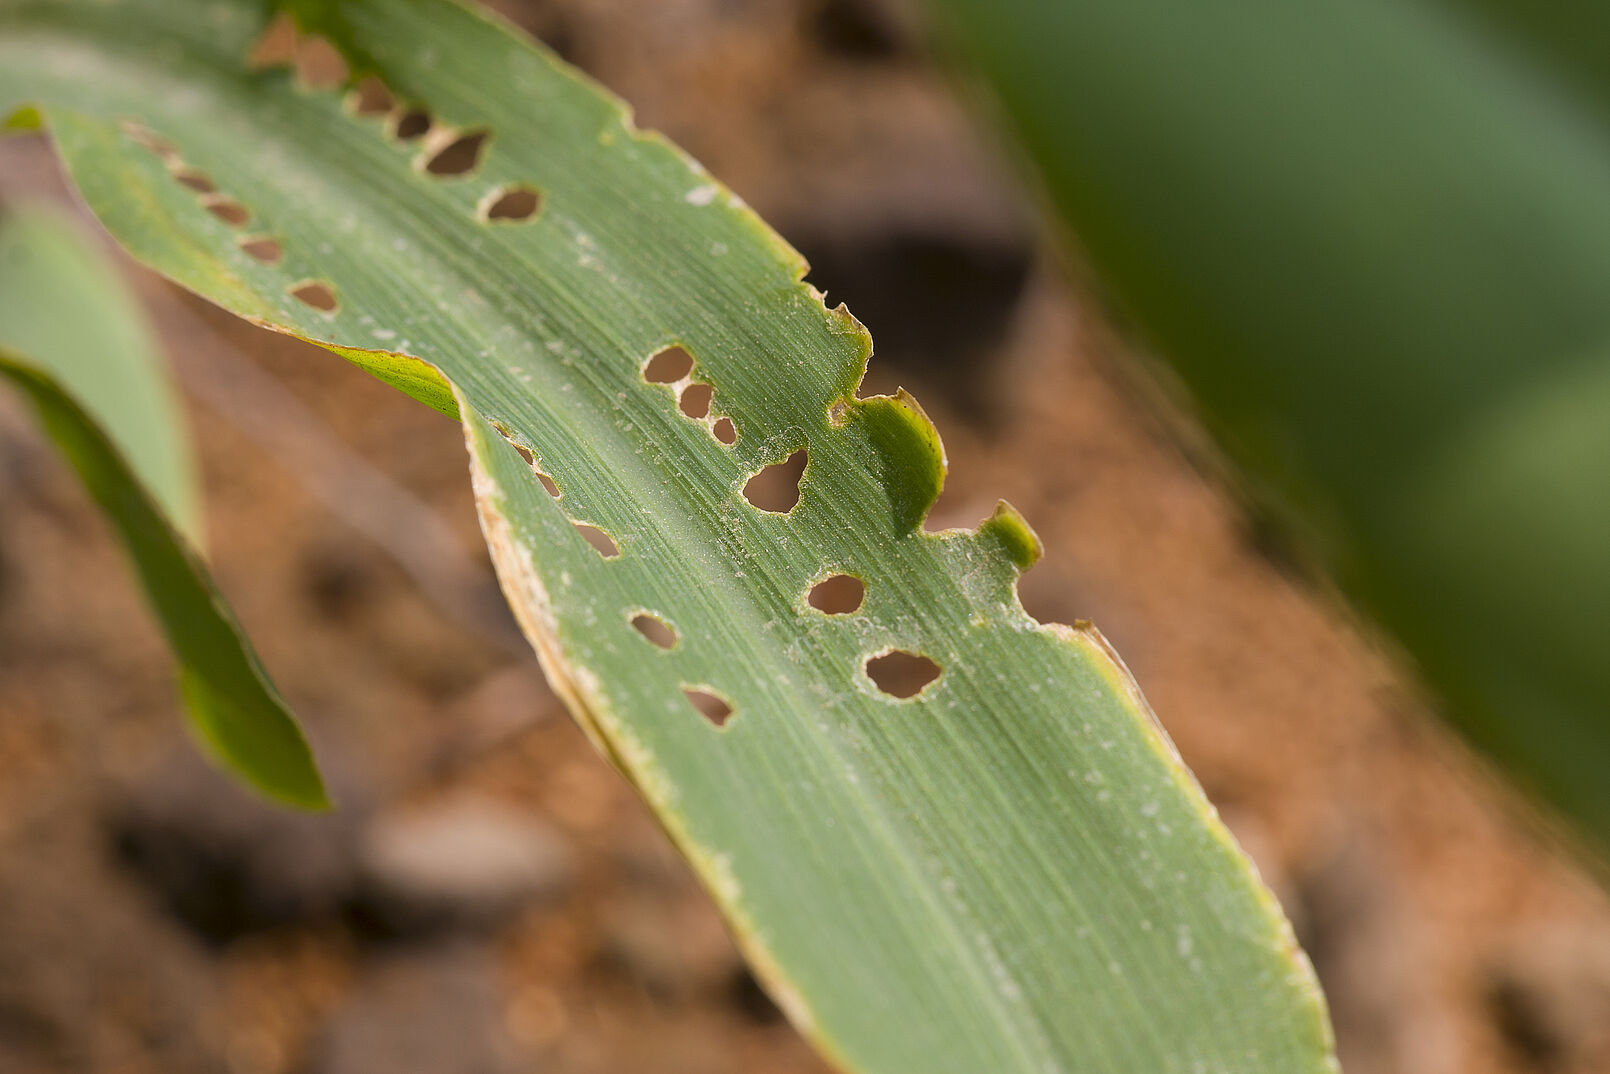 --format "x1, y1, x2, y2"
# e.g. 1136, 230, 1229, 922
0, 2, 1334, 1070
931, 0, 1610, 854
0, 206, 326, 810
0, 207, 199, 540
